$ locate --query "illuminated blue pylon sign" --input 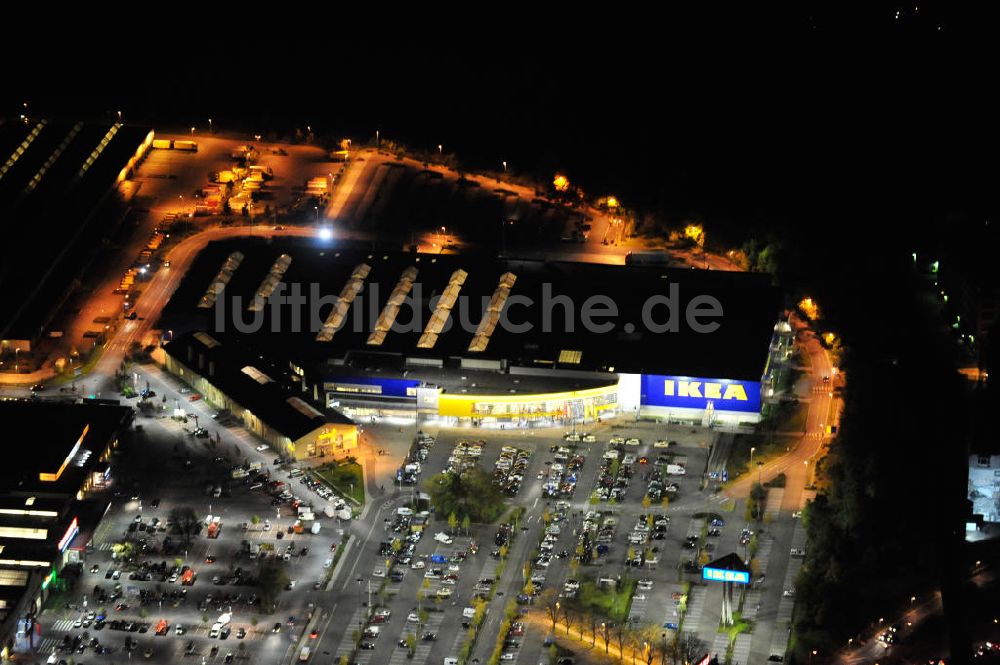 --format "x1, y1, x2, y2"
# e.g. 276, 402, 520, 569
702, 567, 750, 584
